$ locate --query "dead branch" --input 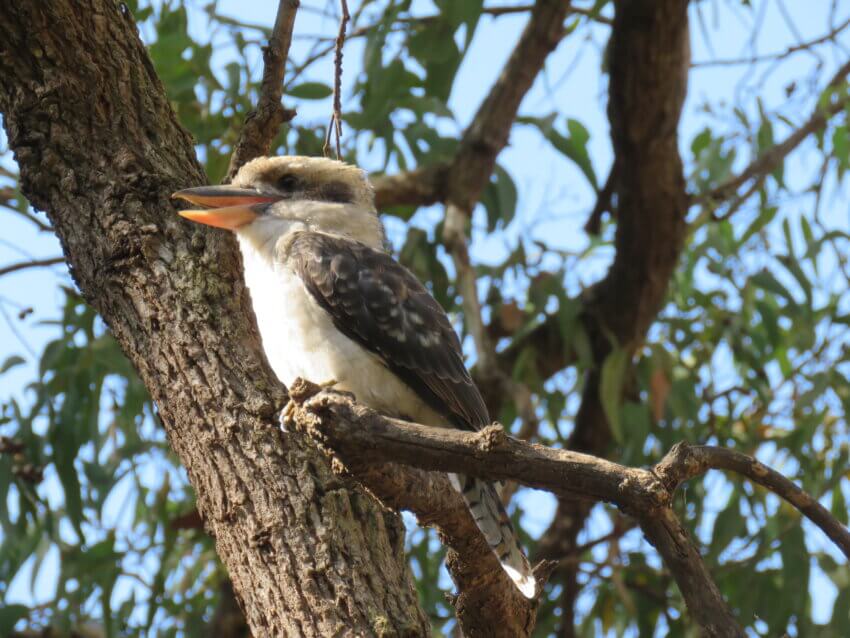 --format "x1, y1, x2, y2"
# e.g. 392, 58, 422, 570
0, 256, 65, 277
